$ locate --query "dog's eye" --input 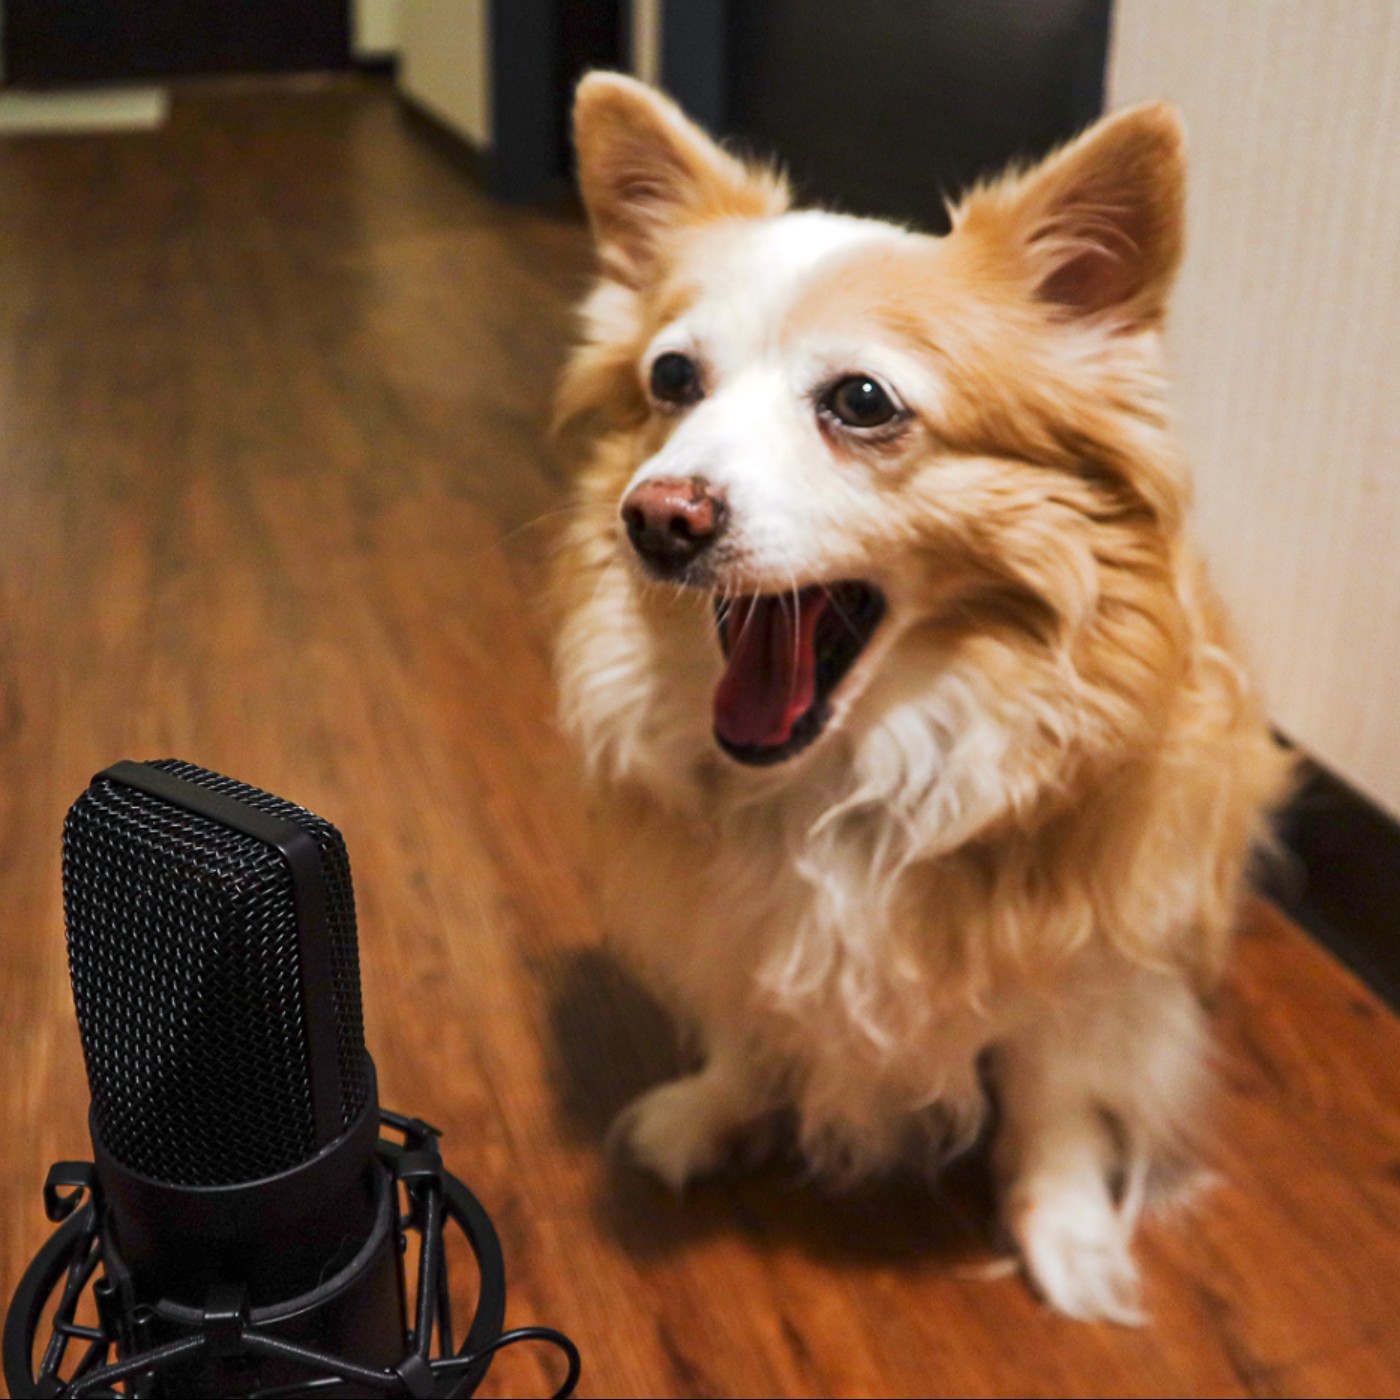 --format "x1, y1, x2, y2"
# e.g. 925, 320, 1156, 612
822, 375, 899, 430
649, 352, 703, 407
